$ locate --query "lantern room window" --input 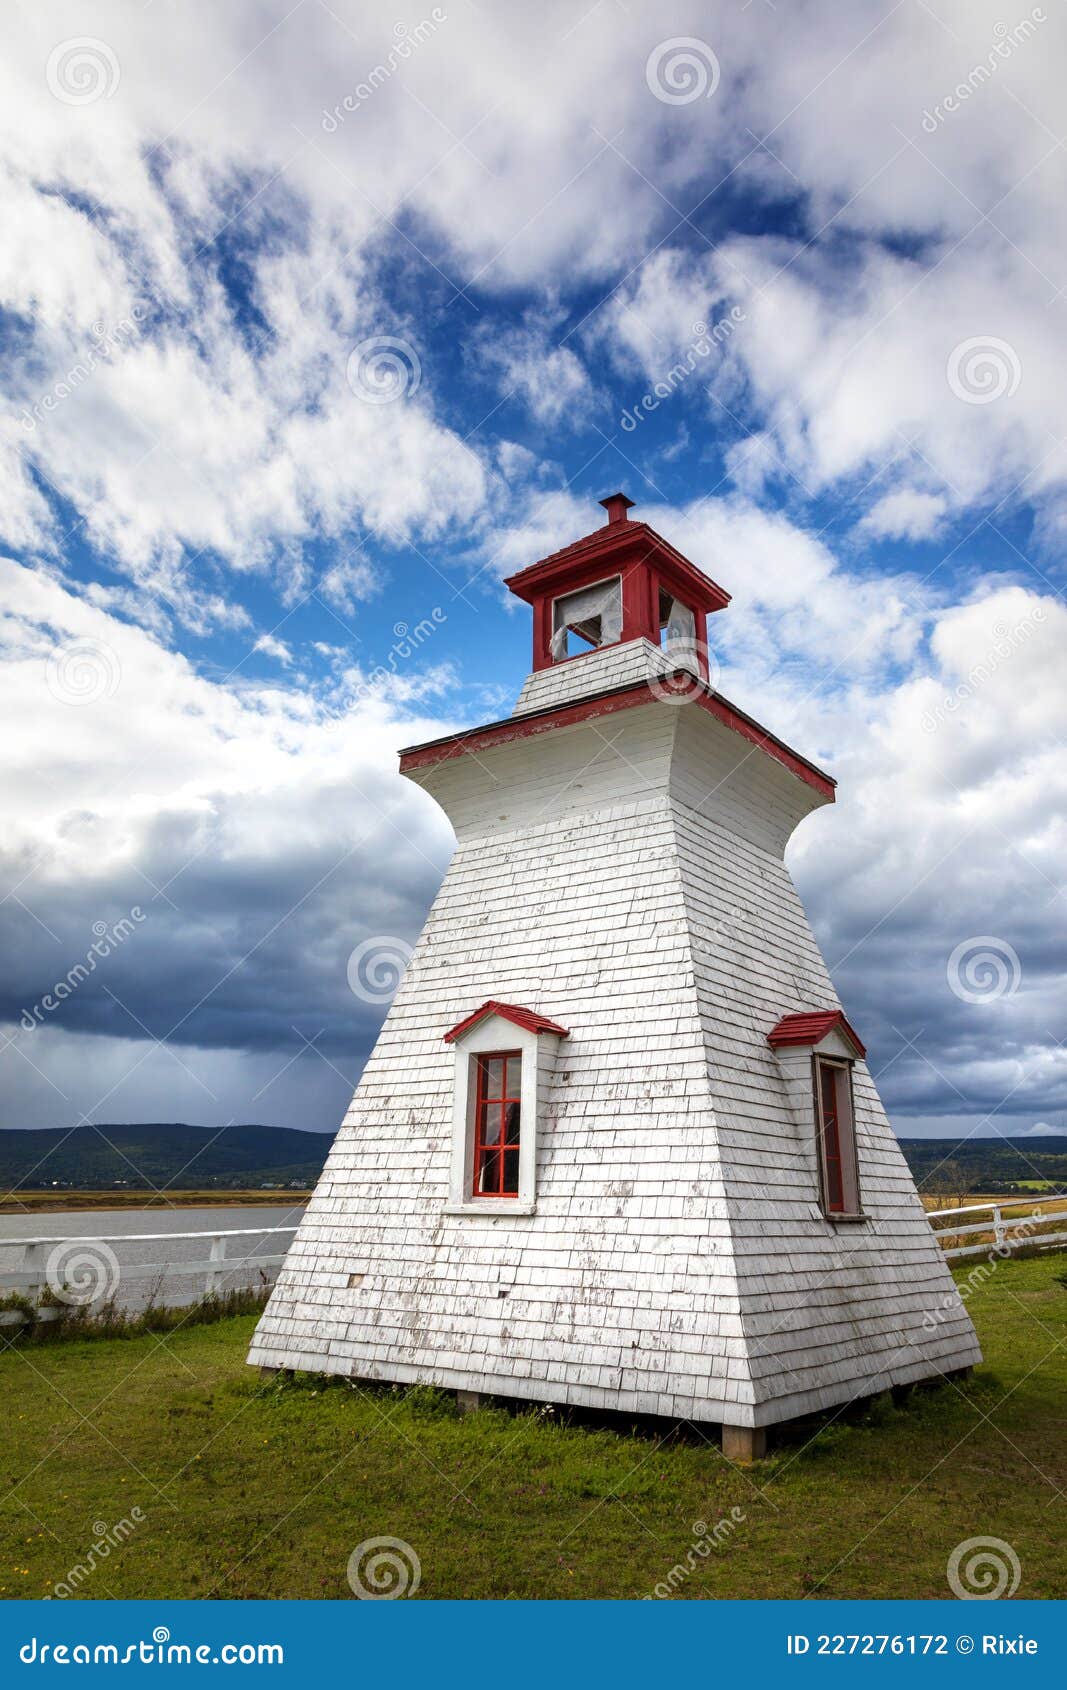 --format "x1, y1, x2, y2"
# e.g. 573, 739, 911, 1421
550, 575, 623, 661
659, 587, 698, 666
472, 1052, 522, 1198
